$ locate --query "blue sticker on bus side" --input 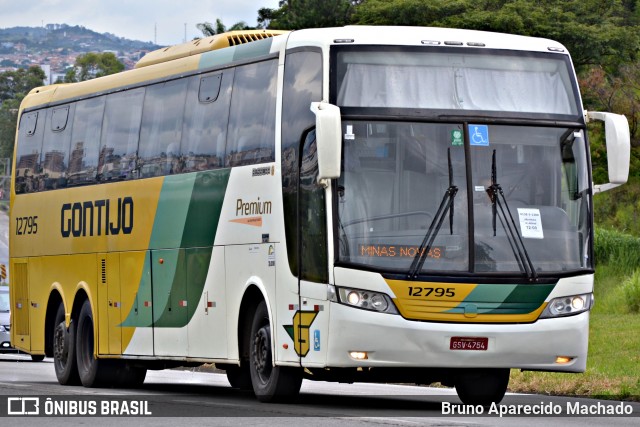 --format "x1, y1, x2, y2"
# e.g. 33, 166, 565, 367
469, 124, 489, 146
314, 329, 320, 351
